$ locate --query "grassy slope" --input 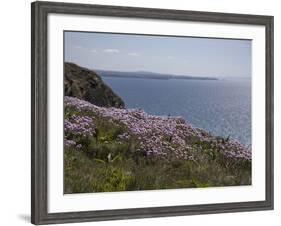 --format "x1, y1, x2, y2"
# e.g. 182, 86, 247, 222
64, 101, 251, 194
